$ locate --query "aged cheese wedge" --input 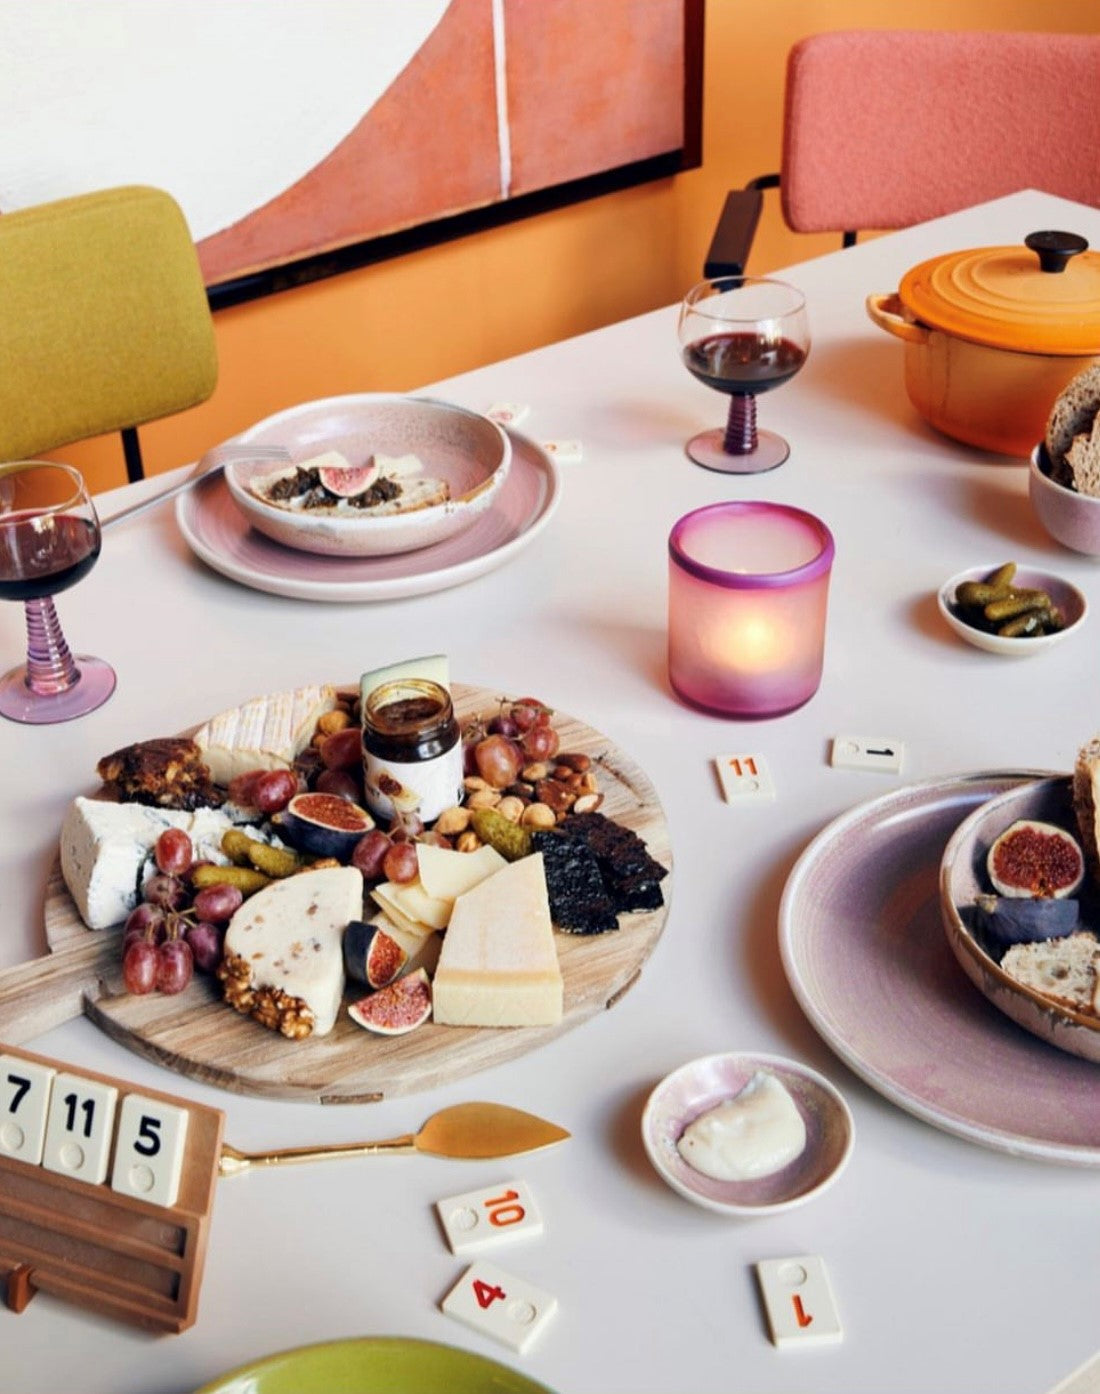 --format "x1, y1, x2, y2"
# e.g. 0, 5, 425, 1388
432, 853, 563, 1028
416, 842, 506, 904
193, 684, 338, 784
222, 865, 362, 1037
